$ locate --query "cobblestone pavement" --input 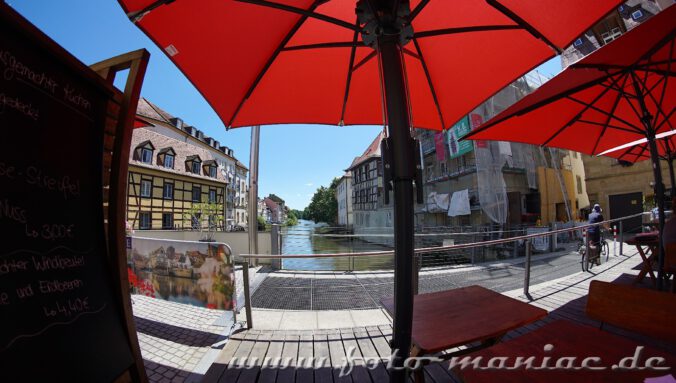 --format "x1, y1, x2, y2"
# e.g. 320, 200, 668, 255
132, 295, 233, 383
251, 242, 622, 310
